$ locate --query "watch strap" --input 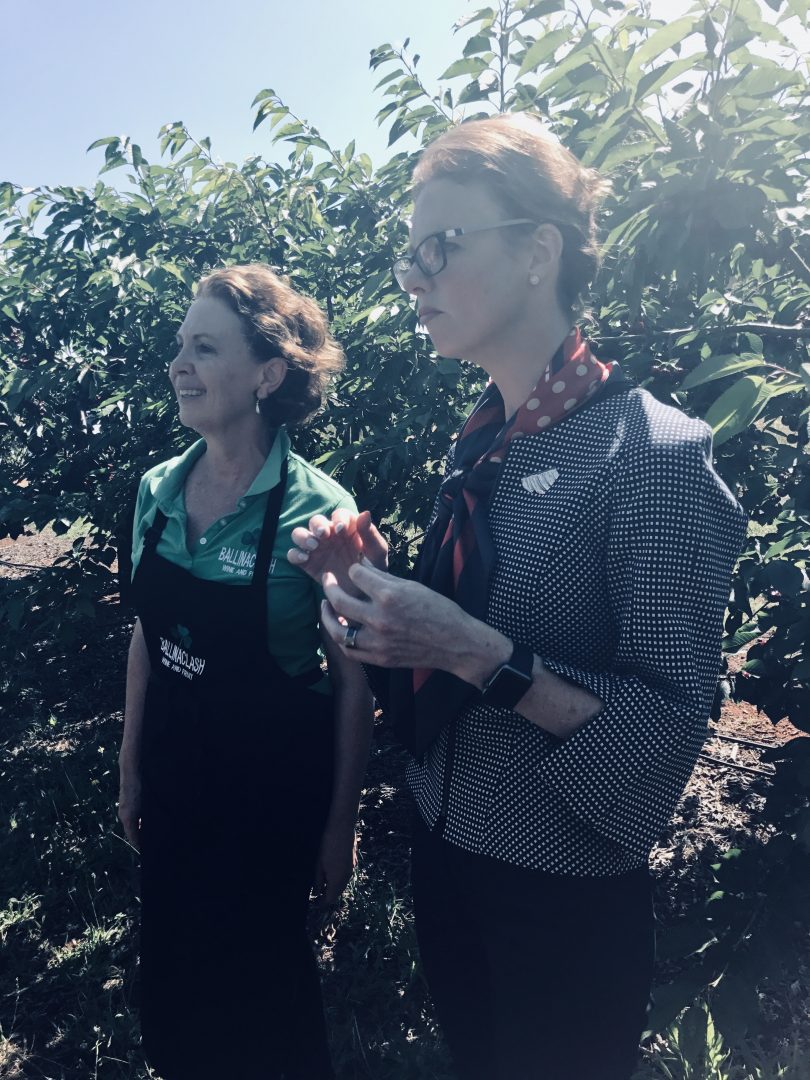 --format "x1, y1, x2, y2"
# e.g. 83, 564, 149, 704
480, 642, 535, 709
